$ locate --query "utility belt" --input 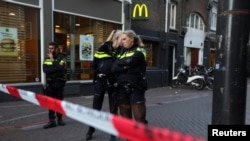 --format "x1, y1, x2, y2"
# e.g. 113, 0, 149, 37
96, 73, 116, 87
115, 77, 147, 93
114, 81, 142, 94
117, 74, 148, 90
